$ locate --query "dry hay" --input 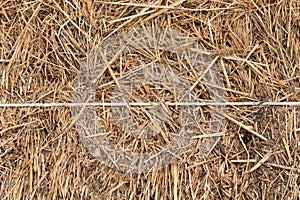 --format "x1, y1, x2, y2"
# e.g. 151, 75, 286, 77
0, 0, 300, 199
